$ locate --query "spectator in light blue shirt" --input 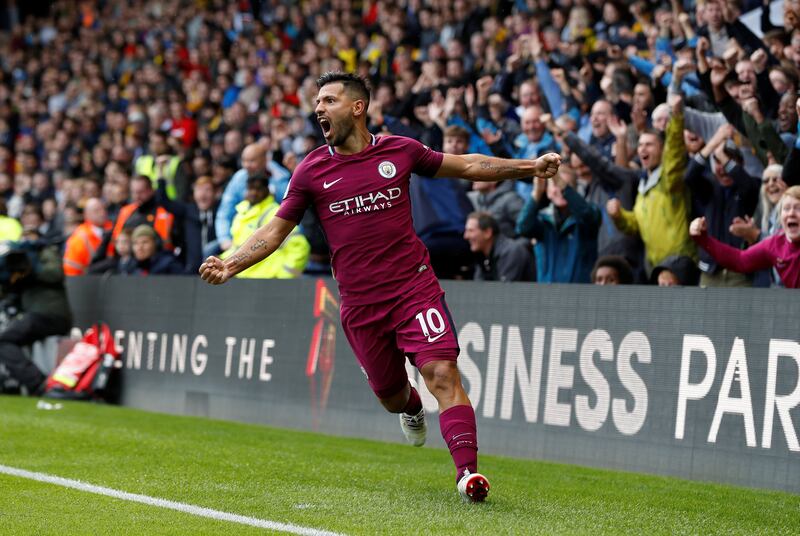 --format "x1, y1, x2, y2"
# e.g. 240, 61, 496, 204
212, 142, 291, 254
513, 105, 558, 199
578, 100, 616, 160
